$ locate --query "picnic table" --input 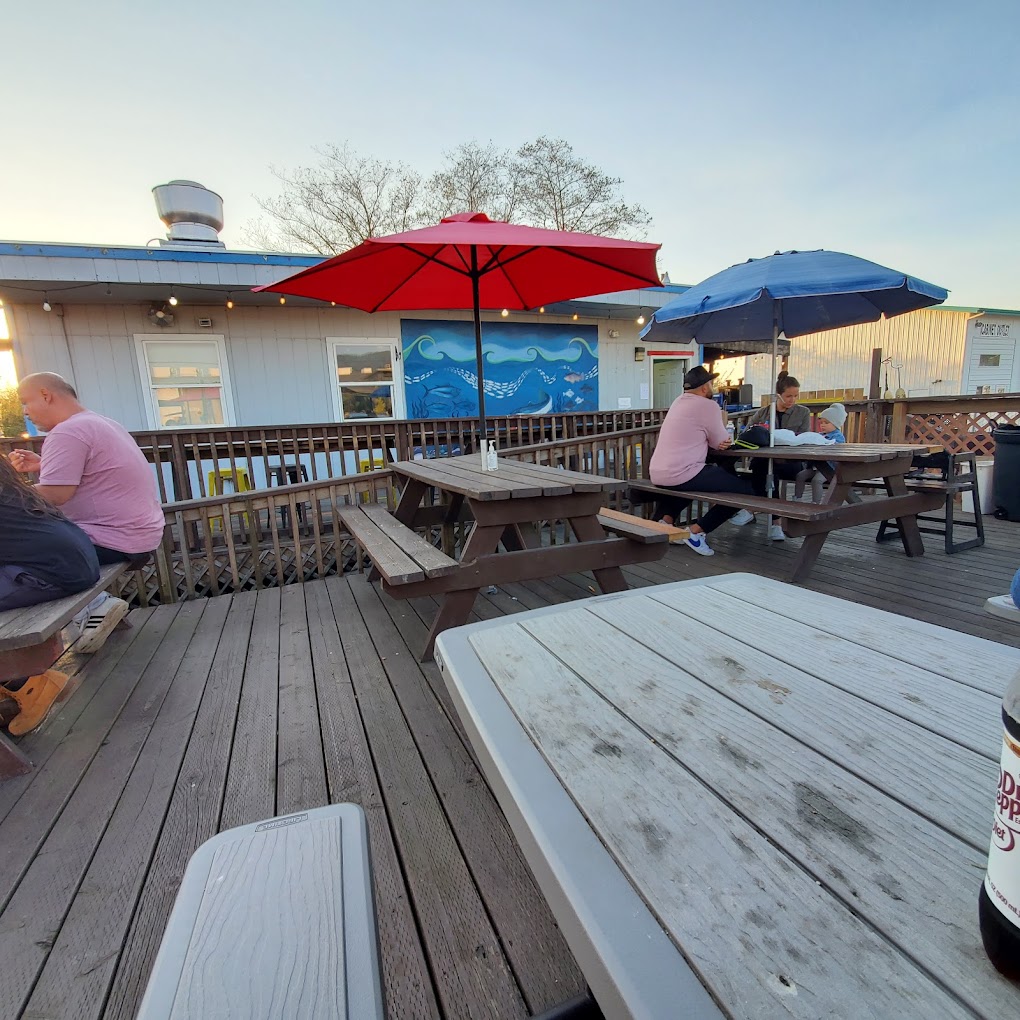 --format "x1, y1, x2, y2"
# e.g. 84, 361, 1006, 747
713, 443, 945, 579
343, 456, 670, 660
436, 572, 1020, 1019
